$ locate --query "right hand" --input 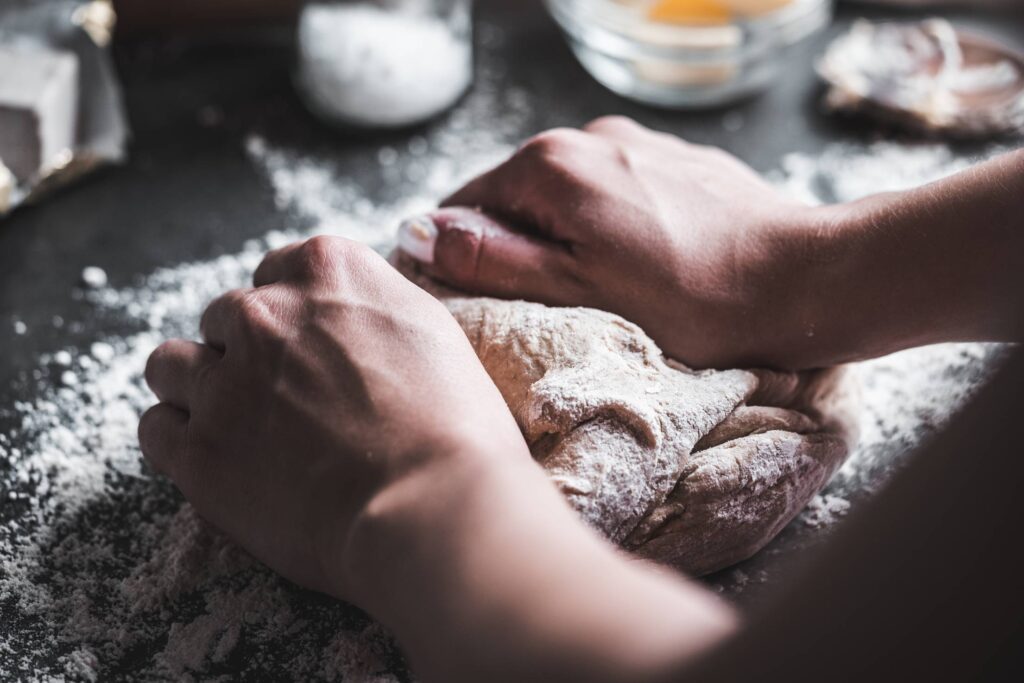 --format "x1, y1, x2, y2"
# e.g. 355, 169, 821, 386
399, 116, 828, 370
